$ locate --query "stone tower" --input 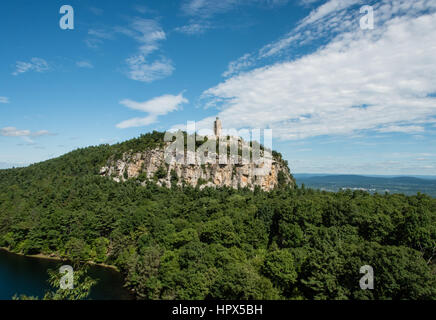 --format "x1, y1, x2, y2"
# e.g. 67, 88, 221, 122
214, 117, 222, 136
